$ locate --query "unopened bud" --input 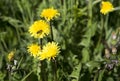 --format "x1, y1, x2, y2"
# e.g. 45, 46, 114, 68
105, 49, 110, 58
112, 32, 117, 40
14, 60, 17, 66
112, 47, 117, 54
